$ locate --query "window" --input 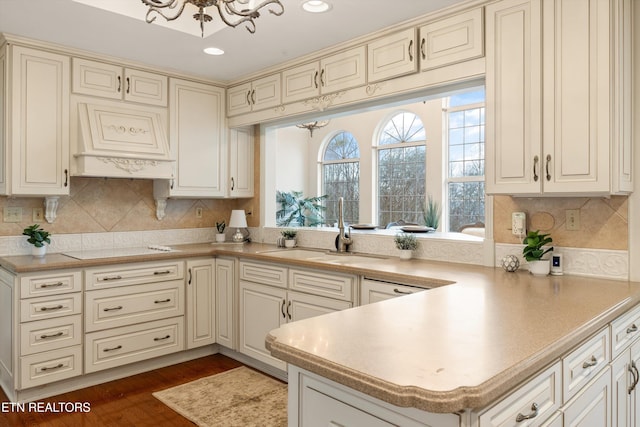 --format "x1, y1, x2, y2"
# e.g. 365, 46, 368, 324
376, 112, 426, 226
322, 131, 360, 225
446, 90, 485, 232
